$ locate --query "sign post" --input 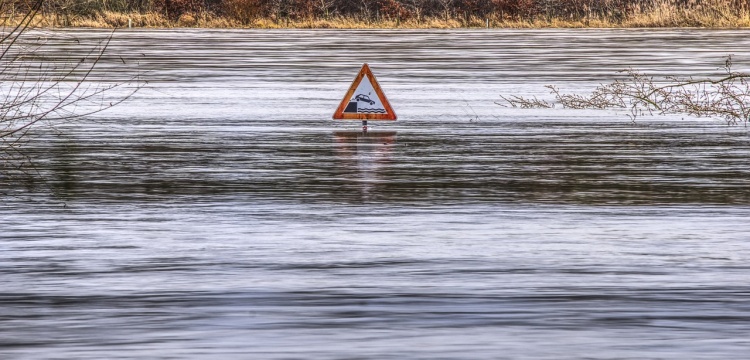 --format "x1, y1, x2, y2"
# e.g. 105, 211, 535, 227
333, 63, 397, 132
